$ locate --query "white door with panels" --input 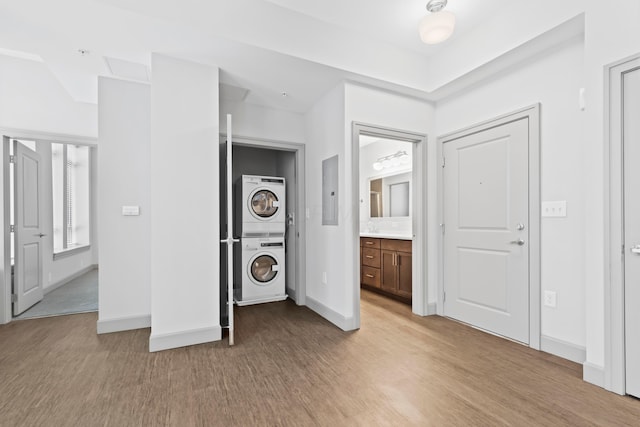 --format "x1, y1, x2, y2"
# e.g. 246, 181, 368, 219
13, 140, 44, 315
443, 118, 530, 344
623, 65, 640, 398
